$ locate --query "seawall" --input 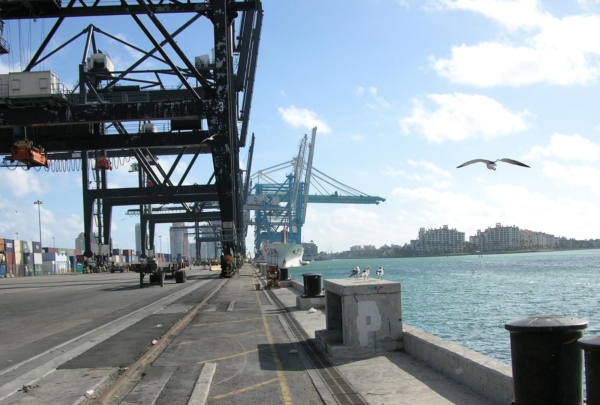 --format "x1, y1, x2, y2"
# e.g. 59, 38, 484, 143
290, 277, 514, 405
